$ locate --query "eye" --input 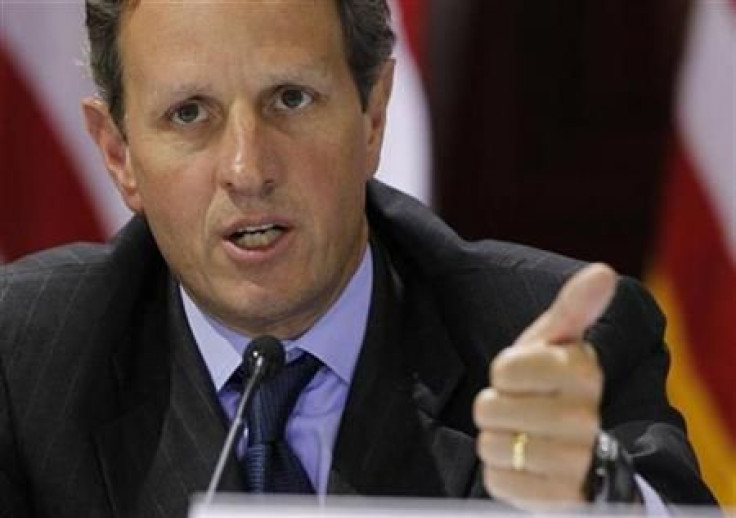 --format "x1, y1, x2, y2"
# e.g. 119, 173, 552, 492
274, 88, 314, 112
169, 101, 208, 126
